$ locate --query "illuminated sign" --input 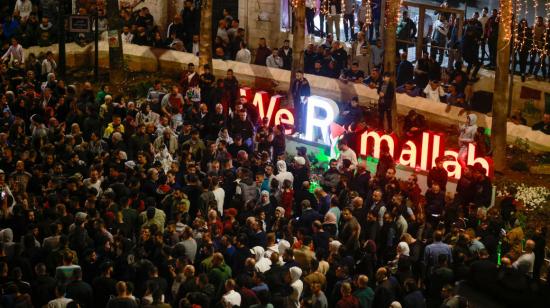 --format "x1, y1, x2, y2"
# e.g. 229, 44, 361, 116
240, 88, 493, 179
